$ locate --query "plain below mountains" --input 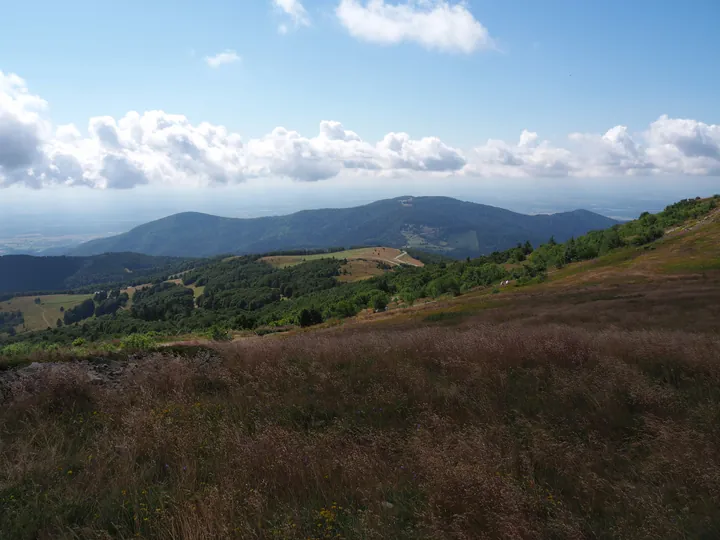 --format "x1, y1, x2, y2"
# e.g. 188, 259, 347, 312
68, 196, 619, 259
